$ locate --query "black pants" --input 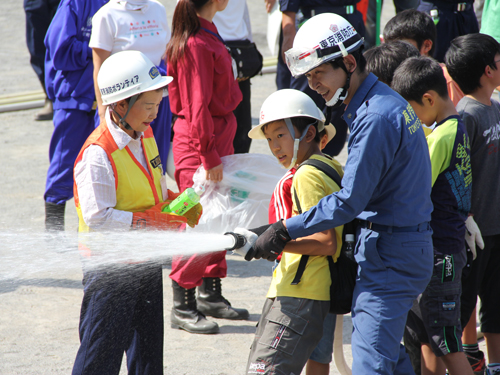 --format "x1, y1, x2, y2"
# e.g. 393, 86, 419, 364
233, 79, 252, 154
461, 234, 500, 332
24, 0, 61, 89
